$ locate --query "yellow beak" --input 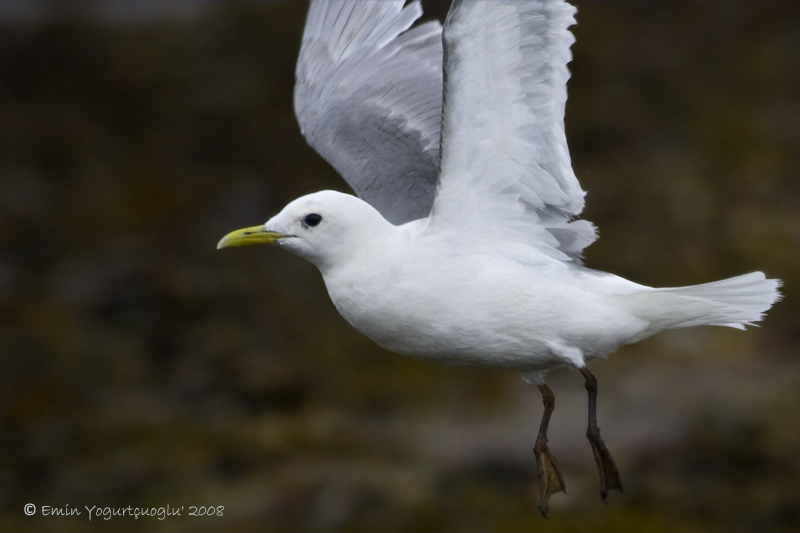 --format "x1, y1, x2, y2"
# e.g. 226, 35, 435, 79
216, 225, 289, 250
